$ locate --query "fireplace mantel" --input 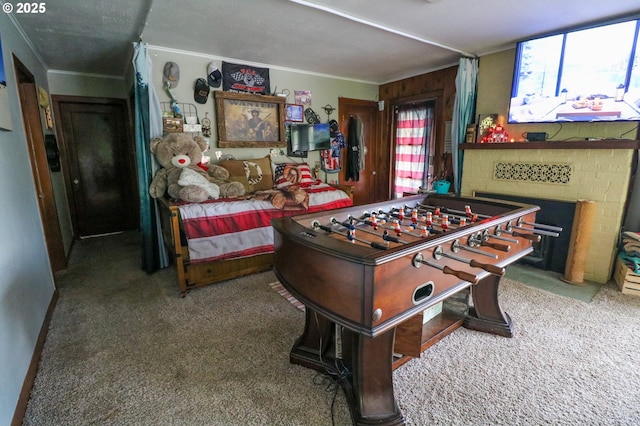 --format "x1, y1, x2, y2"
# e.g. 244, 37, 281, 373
460, 139, 640, 150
